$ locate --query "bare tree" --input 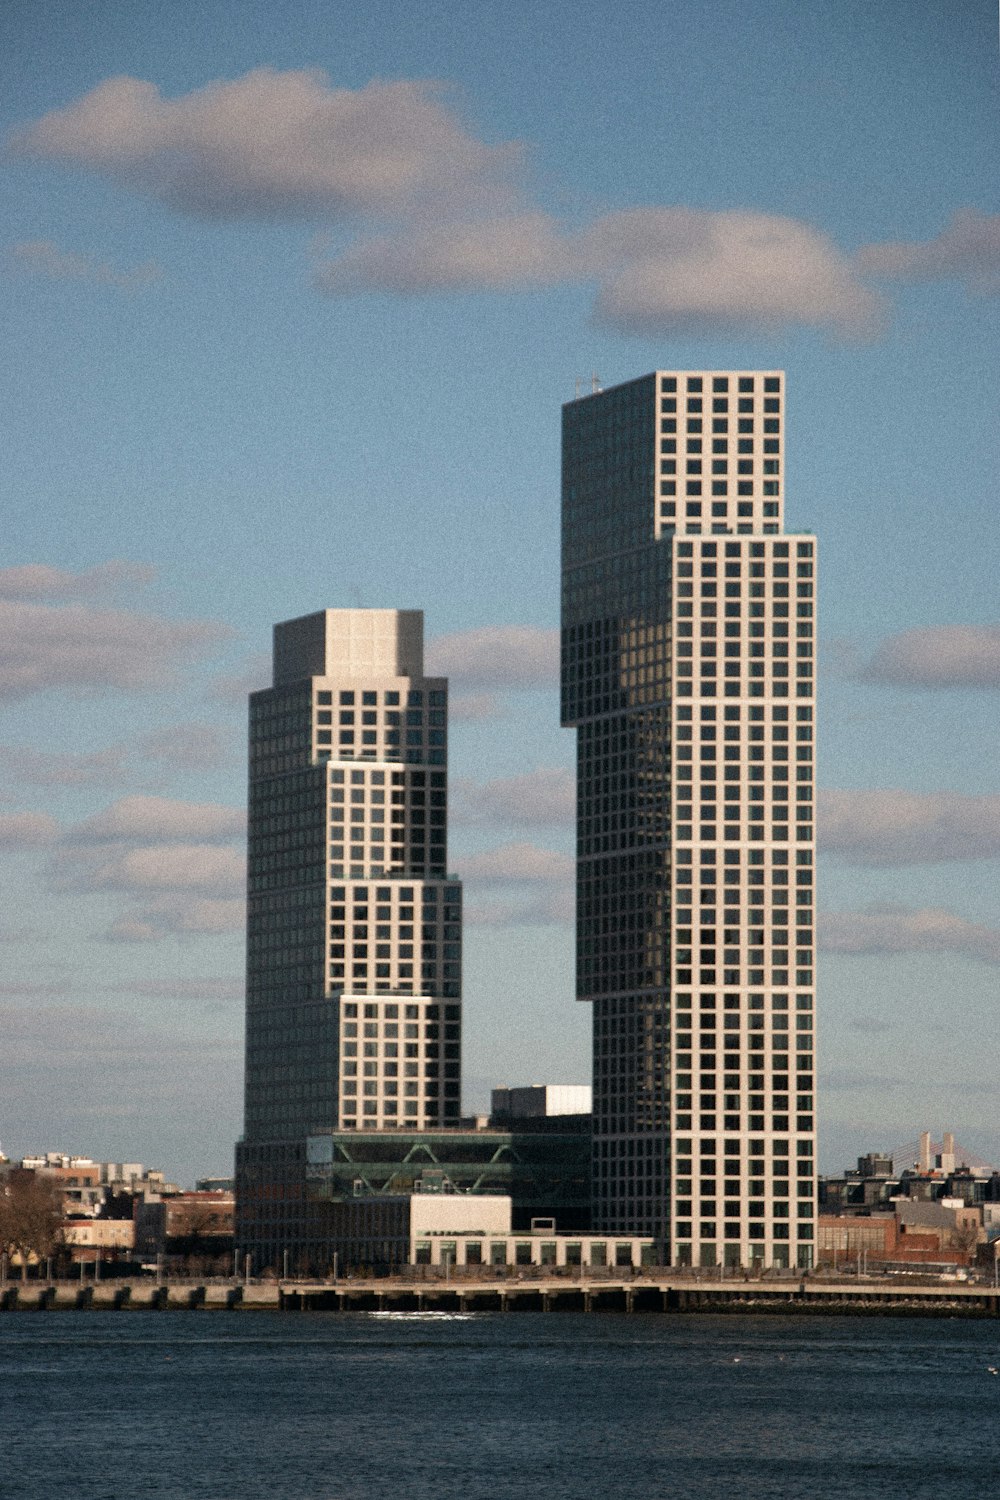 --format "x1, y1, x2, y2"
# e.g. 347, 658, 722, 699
951, 1222, 981, 1260
0, 1172, 65, 1278
168, 1201, 234, 1275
